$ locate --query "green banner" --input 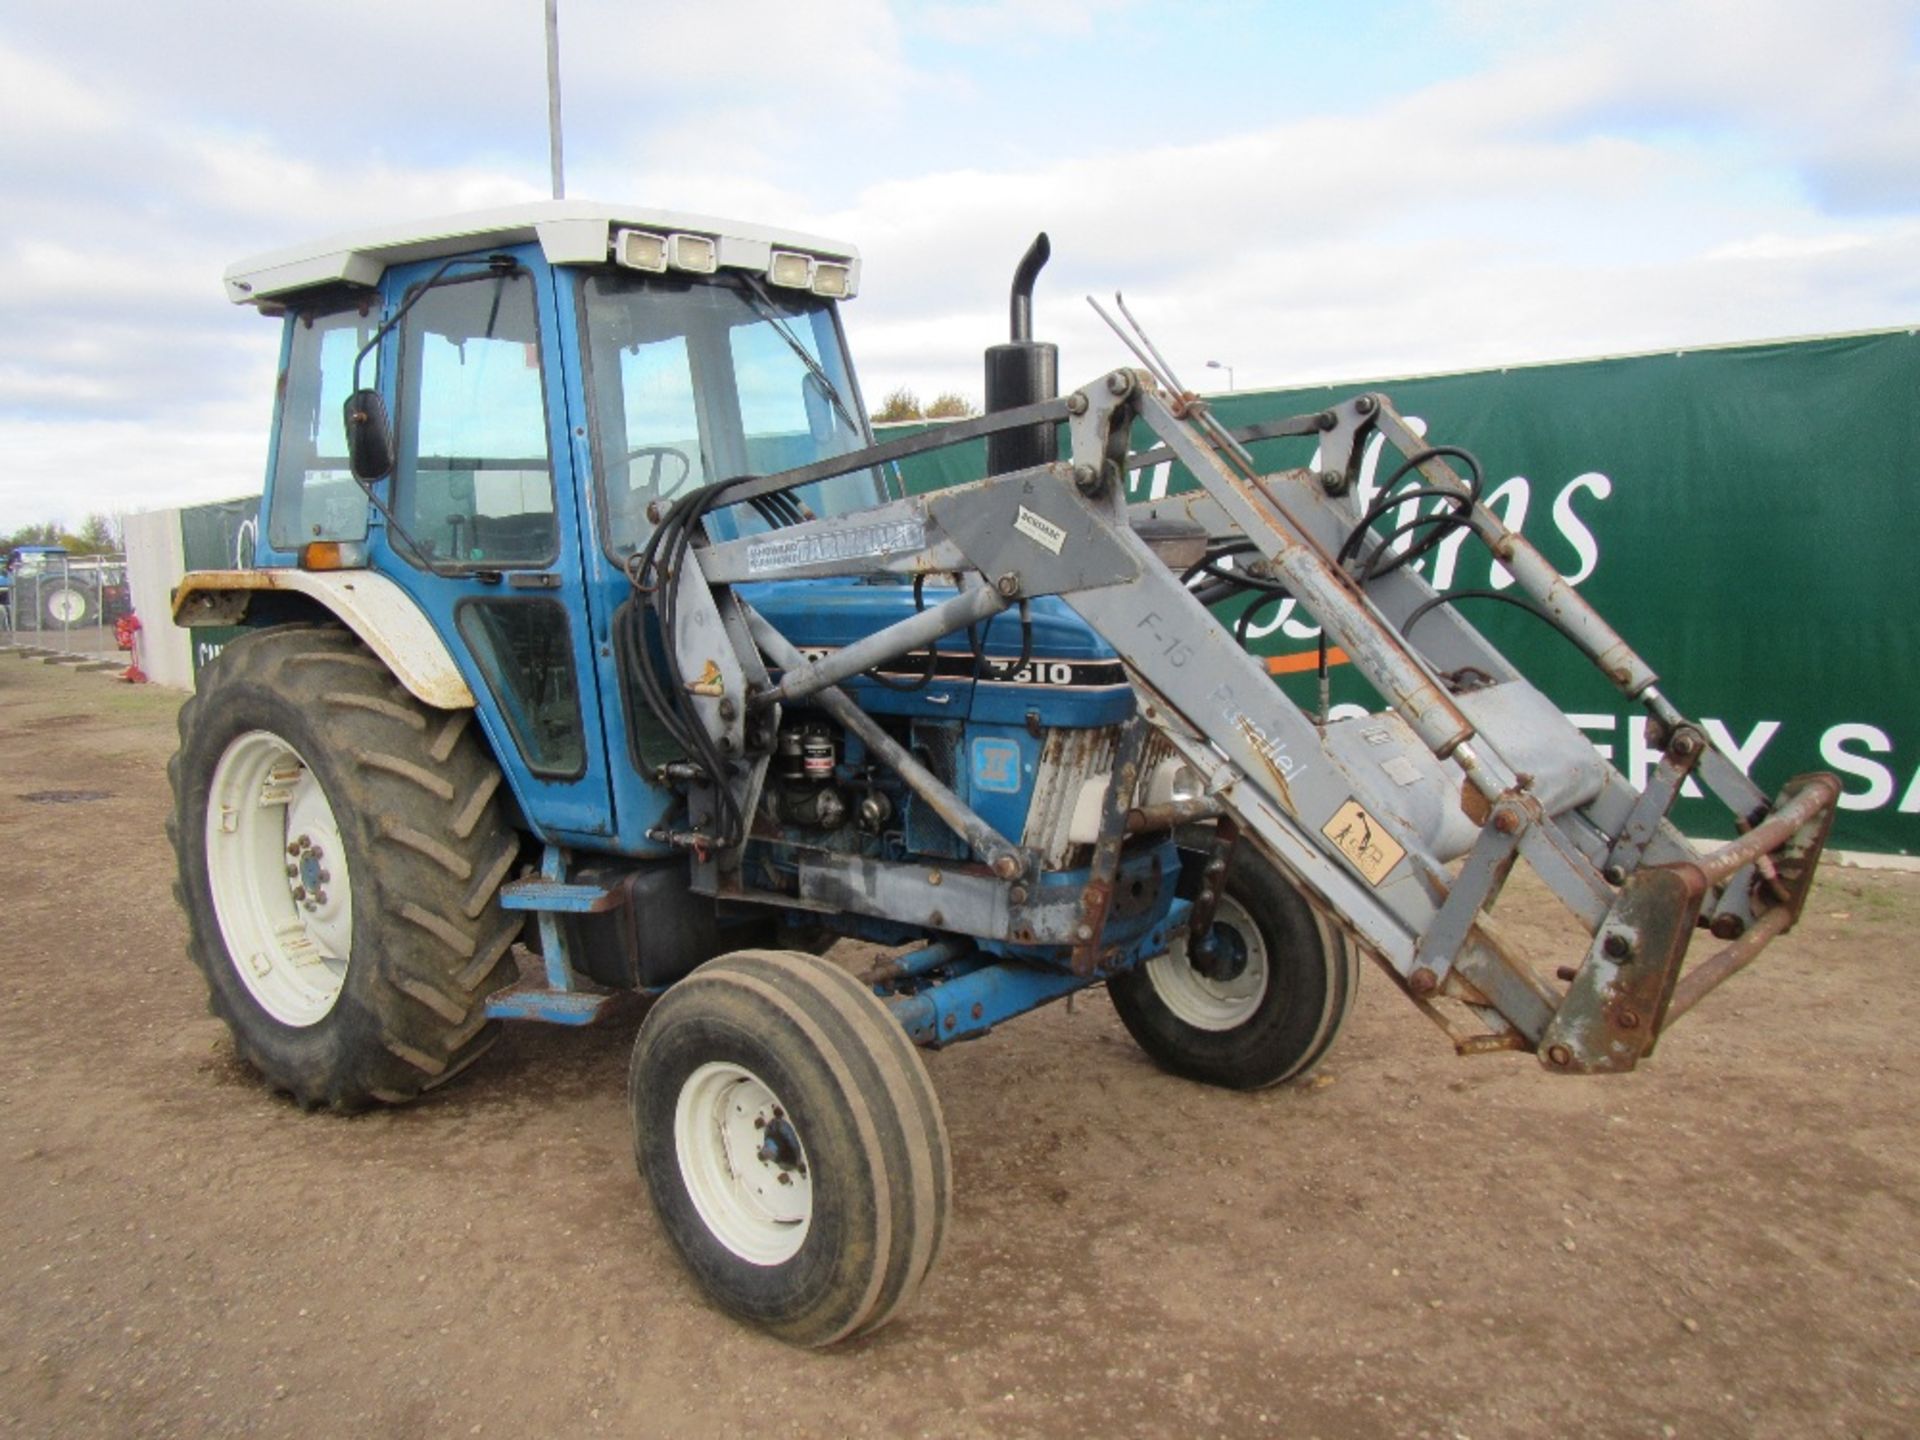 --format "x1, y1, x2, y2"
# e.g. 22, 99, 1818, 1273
881, 330, 1919, 854
180, 496, 260, 678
